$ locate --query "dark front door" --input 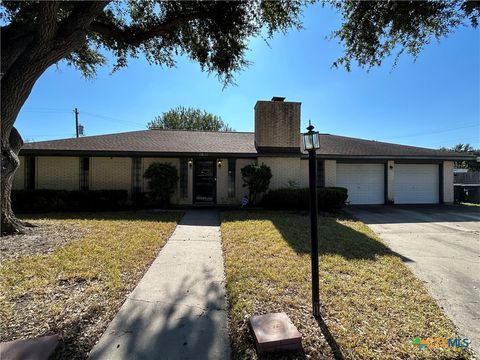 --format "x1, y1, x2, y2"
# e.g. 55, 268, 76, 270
194, 159, 216, 203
